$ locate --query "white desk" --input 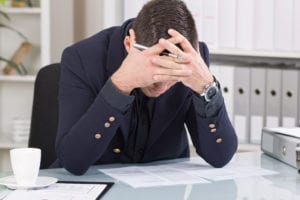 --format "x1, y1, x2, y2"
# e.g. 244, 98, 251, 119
1, 152, 300, 200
